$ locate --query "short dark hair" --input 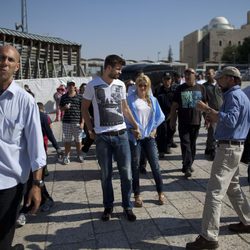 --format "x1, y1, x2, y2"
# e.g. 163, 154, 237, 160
37, 102, 44, 110
104, 54, 125, 69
